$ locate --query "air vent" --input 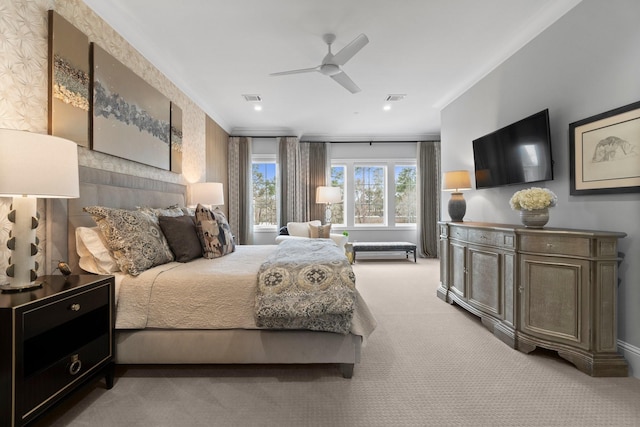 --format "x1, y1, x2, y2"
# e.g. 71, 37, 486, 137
385, 94, 406, 102
242, 94, 262, 102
